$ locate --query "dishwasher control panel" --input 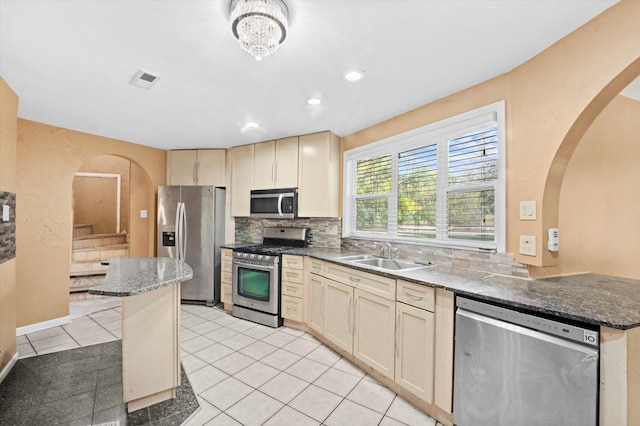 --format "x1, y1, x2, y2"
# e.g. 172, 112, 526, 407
457, 297, 599, 347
